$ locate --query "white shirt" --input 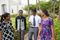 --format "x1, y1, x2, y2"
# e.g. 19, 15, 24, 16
29, 15, 41, 27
